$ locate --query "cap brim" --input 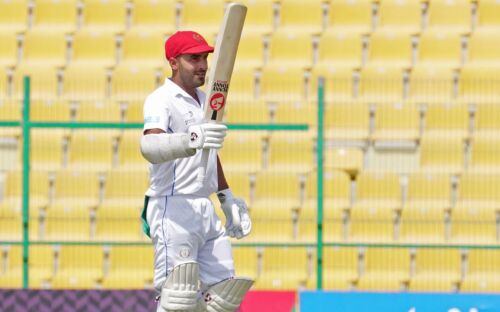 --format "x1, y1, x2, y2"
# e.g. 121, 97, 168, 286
181, 45, 215, 55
